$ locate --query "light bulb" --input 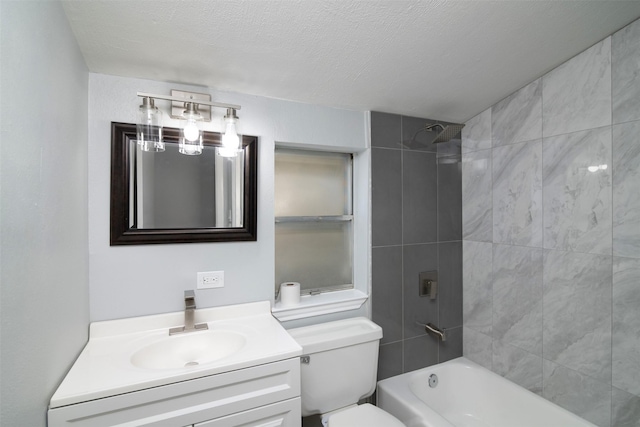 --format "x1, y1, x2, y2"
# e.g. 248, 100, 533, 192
179, 103, 203, 155
222, 121, 240, 149
219, 109, 241, 157
183, 119, 200, 142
